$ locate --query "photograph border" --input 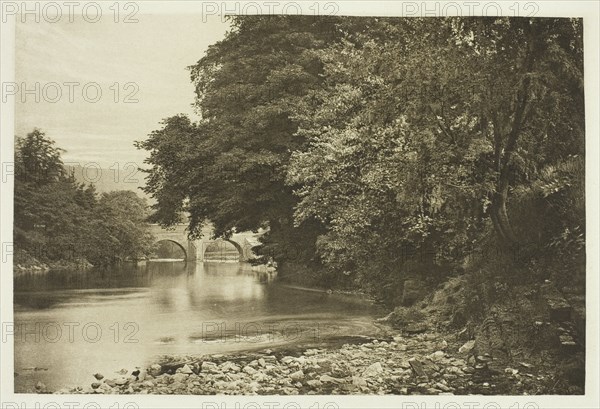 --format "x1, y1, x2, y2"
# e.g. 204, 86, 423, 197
1, 1, 598, 408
